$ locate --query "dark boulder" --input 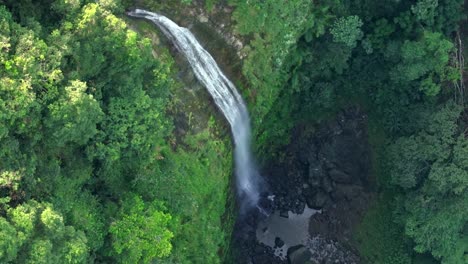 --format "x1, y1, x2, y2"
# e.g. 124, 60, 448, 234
292, 200, 306, 214
331, 184, 363, 201
254, 244, 267, 254
328, 169, 352, 184
306, 190, 329, 210
275, 237, 285, 248
287, 245, 312, 264
298, 141, 316, 164
280, 209, 289, 218
321, 176, 334, 193
307, 158, 323, 187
